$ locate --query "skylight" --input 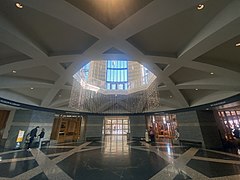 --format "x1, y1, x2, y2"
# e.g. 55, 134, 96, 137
106, 60, 128, 90
70, 60, 159, 113
72, 60, 156, 94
